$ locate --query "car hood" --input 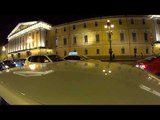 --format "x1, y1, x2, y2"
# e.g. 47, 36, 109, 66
0, 60, 160, 105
